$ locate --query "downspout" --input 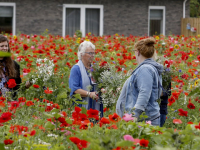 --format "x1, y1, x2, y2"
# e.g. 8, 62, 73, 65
183, 0, 188, 18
